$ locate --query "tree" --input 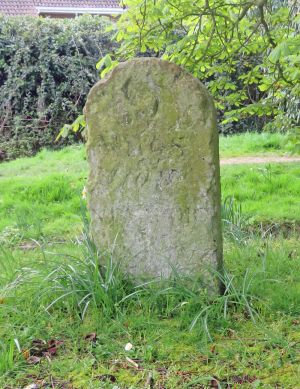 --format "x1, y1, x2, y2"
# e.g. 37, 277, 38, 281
63, 0, 299, 151
109, 0, 299, 140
